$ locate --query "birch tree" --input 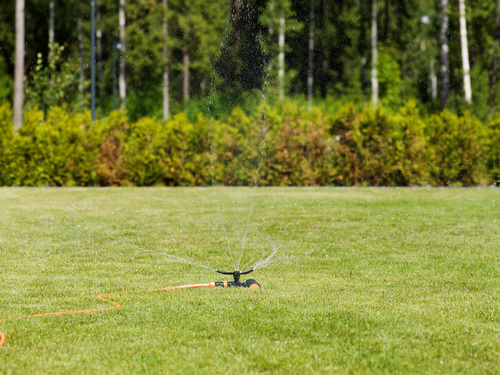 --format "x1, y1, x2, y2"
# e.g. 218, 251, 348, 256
371, 0, 378, 107
307, 0, 315, 111
492, 0, 500, 108
96, 0, 103, 105
49, 0, 55, 58
119, 0, 126, 107
182, 9, 190, 102
13, 0, 24, 130
459, 0, 471, 105
440, 0, 449, 108
77, 0, 85, 106
260, 0, 301, 100
163, 0, 169, 119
